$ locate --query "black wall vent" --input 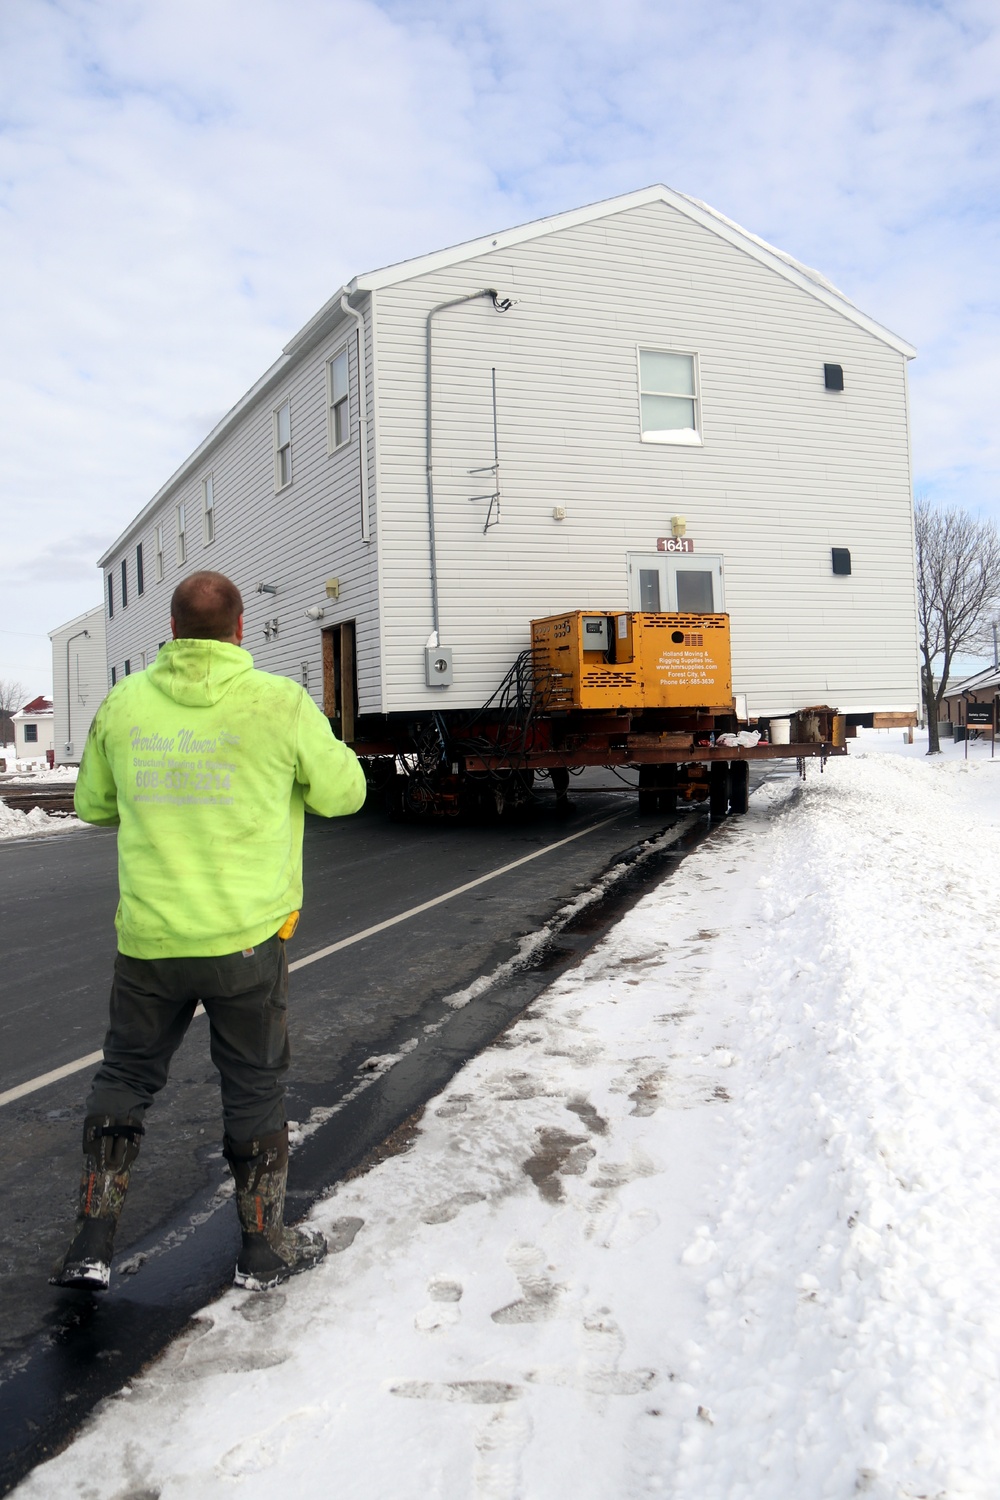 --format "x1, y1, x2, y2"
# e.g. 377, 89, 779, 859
824, 363, 844, 391
832, 547, 852, 575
